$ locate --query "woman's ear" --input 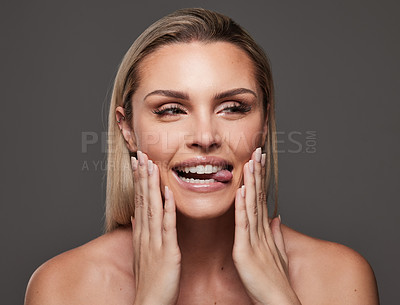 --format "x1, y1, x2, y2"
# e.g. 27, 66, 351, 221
261, 103, 270, 147
115, 106, 137, 153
